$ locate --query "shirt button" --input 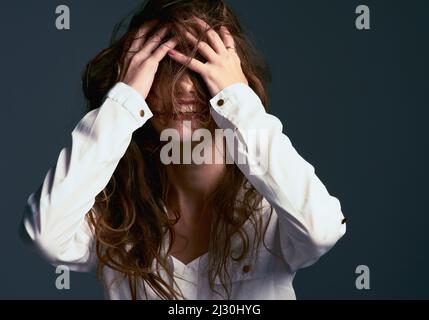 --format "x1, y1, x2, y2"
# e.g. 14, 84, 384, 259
242, 265, 251, 273
217, 99, 225, 107
139, 109, 145, 117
